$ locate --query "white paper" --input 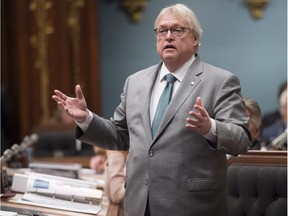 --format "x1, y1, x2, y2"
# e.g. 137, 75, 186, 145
0, 211, 17, 216
19, 193, 102, 214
